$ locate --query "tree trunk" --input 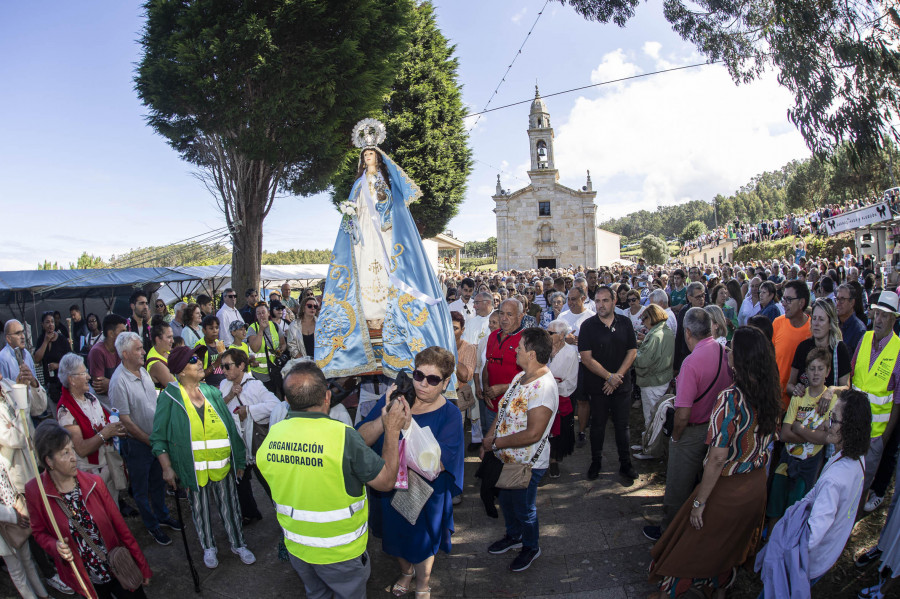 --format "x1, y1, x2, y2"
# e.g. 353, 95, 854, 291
230, 189, 266, 298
